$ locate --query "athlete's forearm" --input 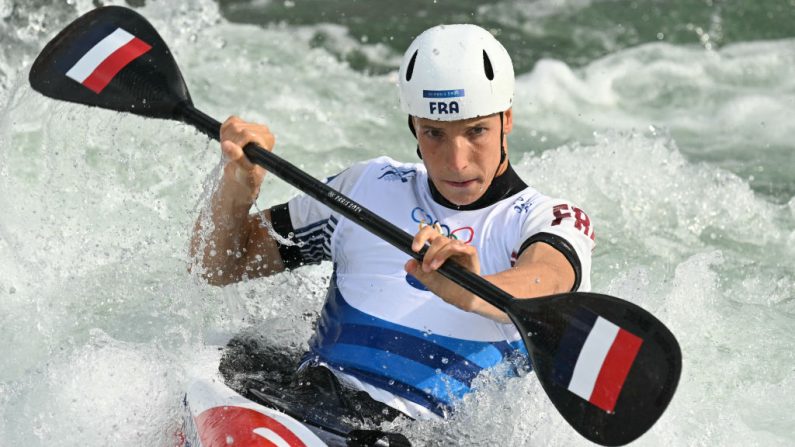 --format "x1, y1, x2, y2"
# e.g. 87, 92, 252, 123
475, 243, 576, 323
189, 177, 284, 285
189, 175, 253, 284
